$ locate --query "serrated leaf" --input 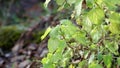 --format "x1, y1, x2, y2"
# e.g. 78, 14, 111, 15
88, 8, 104, 24
103, 54, 112, 68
